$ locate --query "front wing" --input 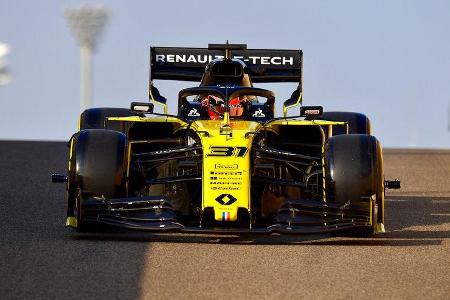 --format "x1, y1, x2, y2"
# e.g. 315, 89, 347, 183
75, 196, 374, 234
